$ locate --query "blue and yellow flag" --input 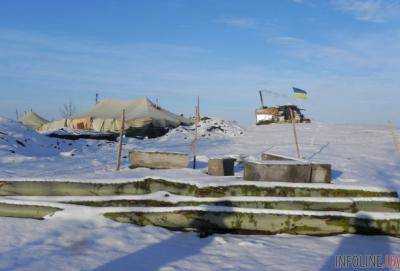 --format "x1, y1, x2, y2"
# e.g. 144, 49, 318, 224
293, 87, 308, 100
